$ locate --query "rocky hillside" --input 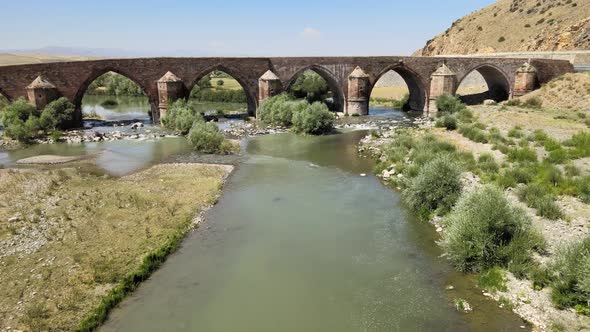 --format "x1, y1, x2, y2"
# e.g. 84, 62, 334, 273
416, 0, 590, 56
